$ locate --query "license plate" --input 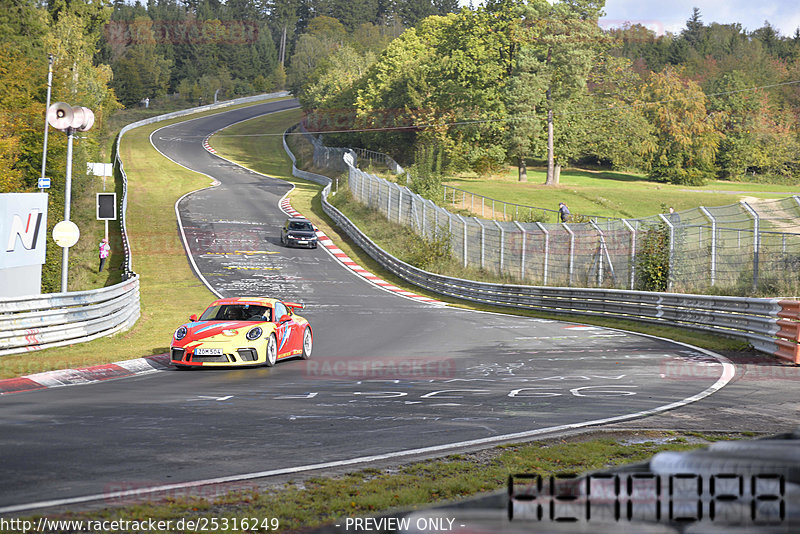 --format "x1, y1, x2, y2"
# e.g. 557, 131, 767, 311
195, 348, 223, 356
297, 240, 308, 244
